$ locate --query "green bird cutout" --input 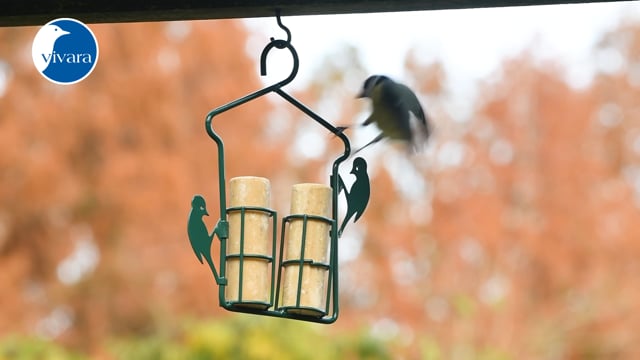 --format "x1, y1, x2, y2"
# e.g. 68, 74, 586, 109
187, 195, 219, 281
338, 157, 370, 236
